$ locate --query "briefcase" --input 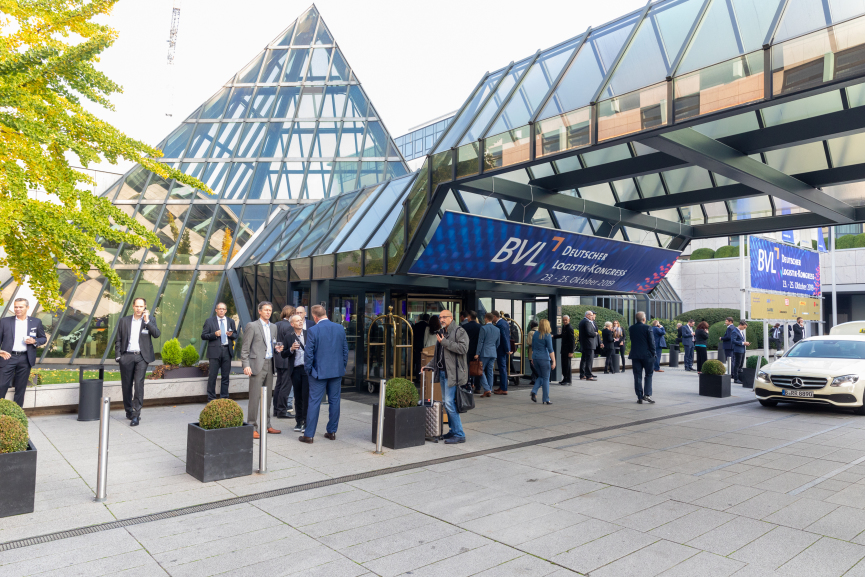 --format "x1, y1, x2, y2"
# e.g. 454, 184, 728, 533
469, 359, 483, 377
420, 370, 443, 442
